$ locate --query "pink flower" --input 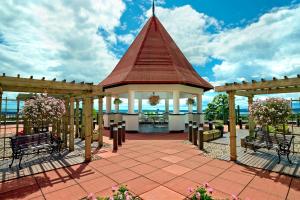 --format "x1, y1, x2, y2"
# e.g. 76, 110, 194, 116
112, 185, 118, 192
87, 193, 96, 200
187, 187, 194, 193
196, 192, 201, 199
231, 194, 238, 200
207, 187, 213, 194
203, 182, 209, 188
